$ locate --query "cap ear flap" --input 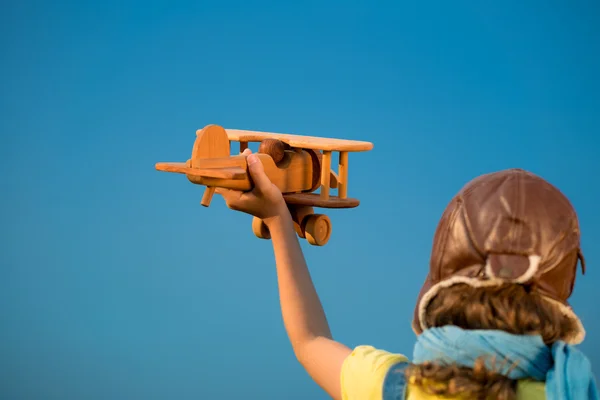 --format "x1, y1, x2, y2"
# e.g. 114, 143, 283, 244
578, 249, 586, 274
412, 274, 434, 335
